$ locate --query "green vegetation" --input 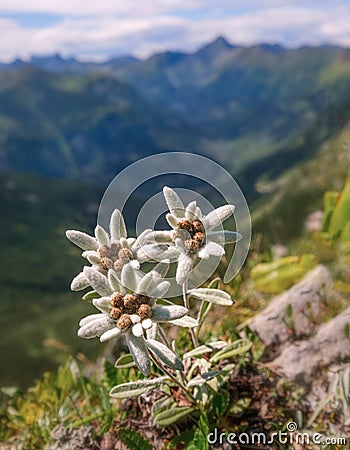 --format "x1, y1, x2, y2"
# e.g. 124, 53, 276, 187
0, 39, 350, 449
1, 173, 350, 449
0, 171, 103, 386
